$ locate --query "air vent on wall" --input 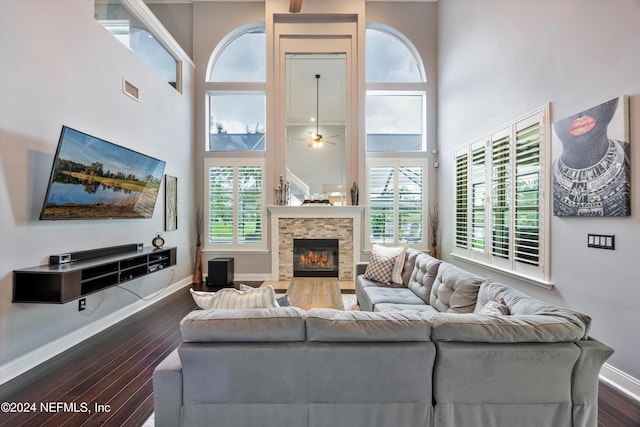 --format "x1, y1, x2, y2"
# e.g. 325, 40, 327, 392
123, 78, 140, 102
